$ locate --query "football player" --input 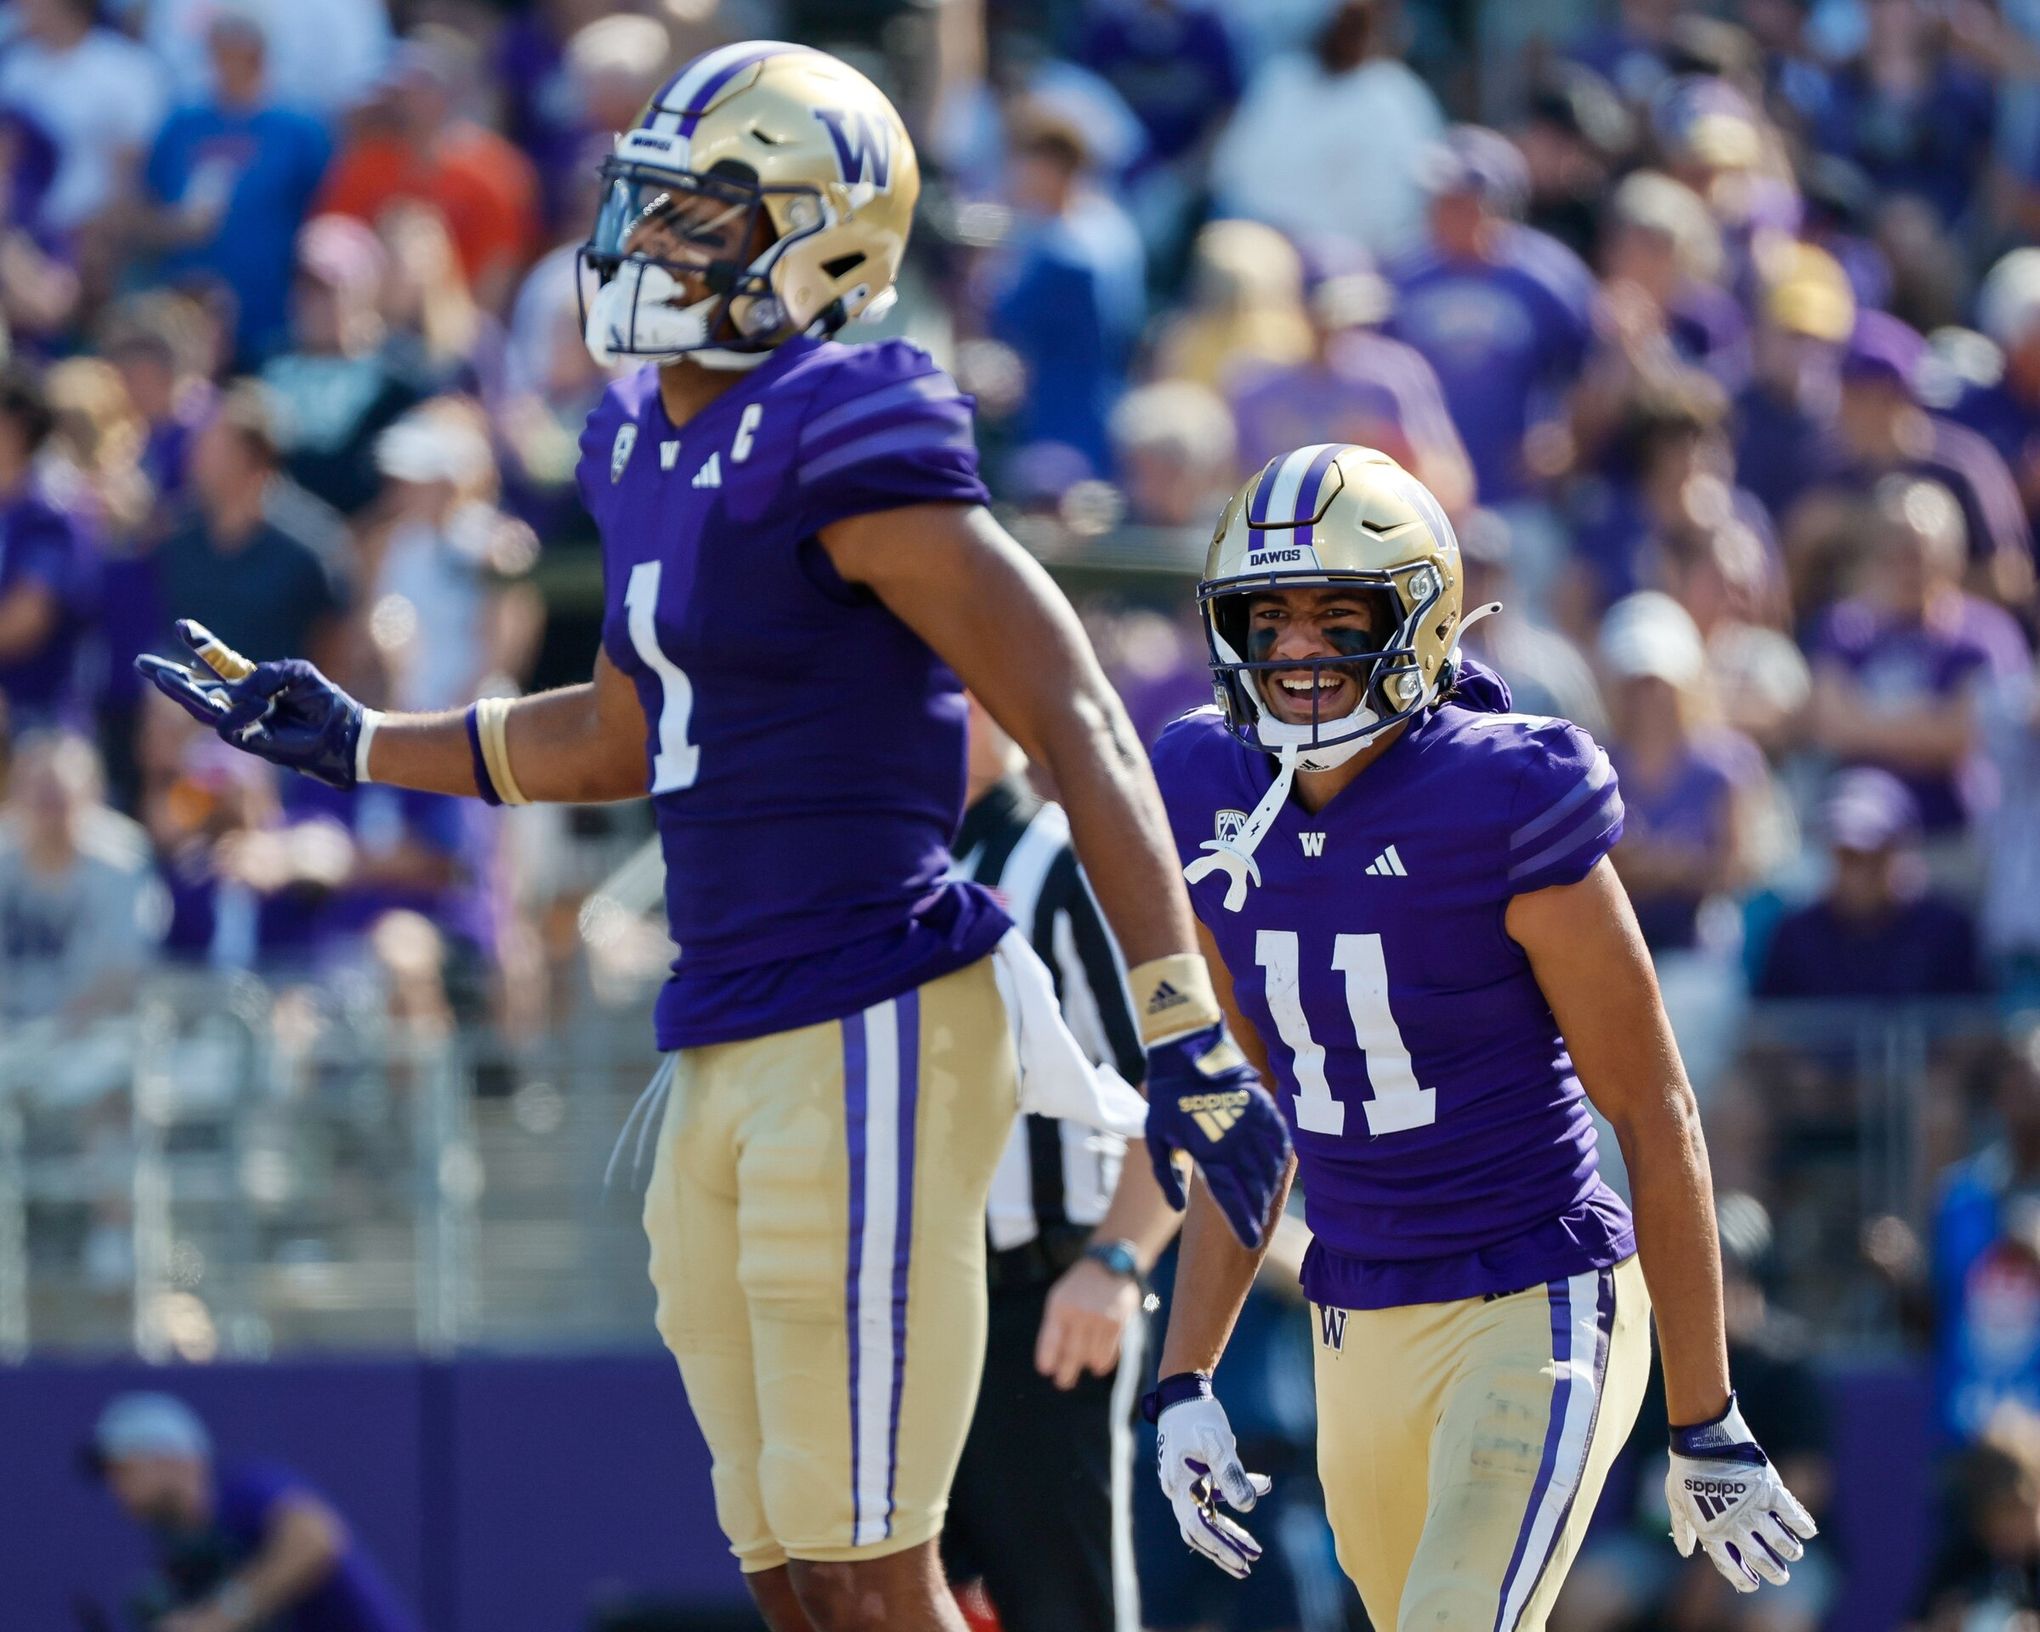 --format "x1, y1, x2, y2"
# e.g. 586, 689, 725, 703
137, 44, 1289, 1632
1142, 445, 1815, 1629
